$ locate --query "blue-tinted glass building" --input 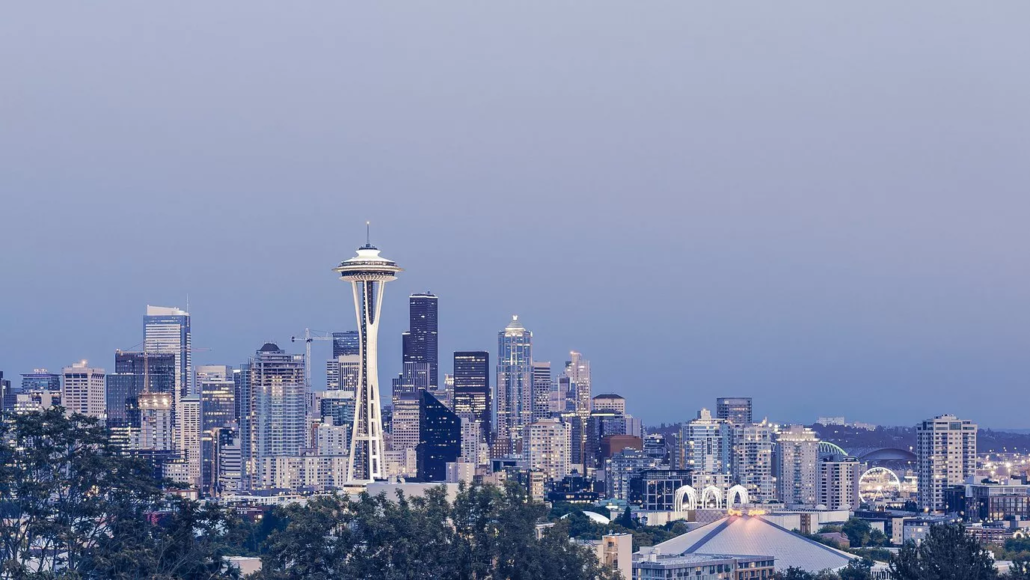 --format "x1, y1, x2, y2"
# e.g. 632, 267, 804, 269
417, 391, 460, 482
